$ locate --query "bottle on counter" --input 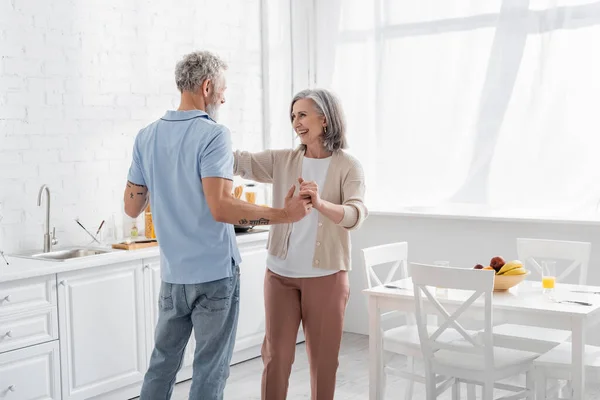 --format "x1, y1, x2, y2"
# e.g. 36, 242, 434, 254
144, 204, 156, 239
130, 222, 138, 238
